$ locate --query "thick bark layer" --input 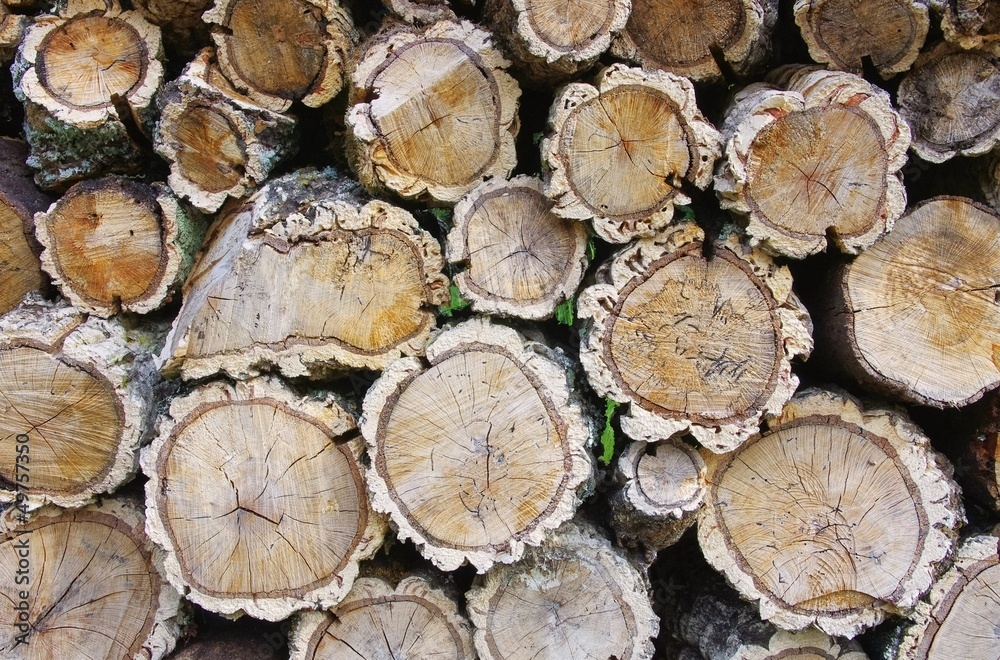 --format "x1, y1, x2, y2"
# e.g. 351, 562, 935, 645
35, 177, 205, 317
155, 48, 298, 213
699, 388, 964, 637
932, 0, 1000, 55
360, 317, 594, 572
578, 223, 812, 453
159, 168, 449, 380
466, 521, 659, 660
0, 137, 51, 316
542, 64, 722, 243
716, 66, 910, 258
346, 19, 521, 204
446, 175, 589, 320
0, 297, 158, 512
141, 377, 386, 621
820, 196, 1000, 408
